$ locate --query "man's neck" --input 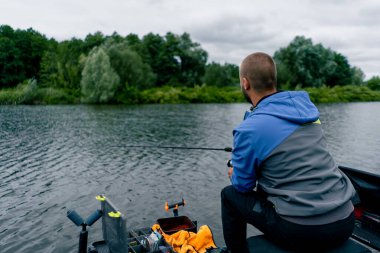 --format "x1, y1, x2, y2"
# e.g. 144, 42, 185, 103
251, 89, 277, 106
